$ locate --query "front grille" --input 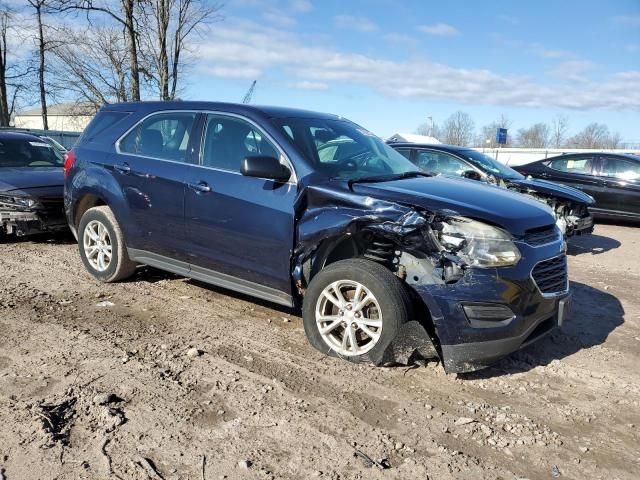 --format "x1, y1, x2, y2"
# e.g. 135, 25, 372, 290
524, 225, 560, 246
532, 255, 568, 295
